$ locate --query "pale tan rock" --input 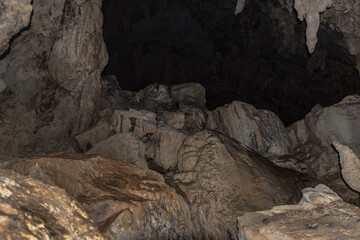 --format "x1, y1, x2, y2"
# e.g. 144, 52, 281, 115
173, 130, 310, 240
0, 168, 104, 239
0, 153, 193, 239
150, 124, 187, 170
332, 141, 360, 192
238, 184, 360, 240
294, 0, 332, 53
87, 132, 148, 169
111, 109, 157, 138
72, 121, 112, 152
207, 101, 290, 155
